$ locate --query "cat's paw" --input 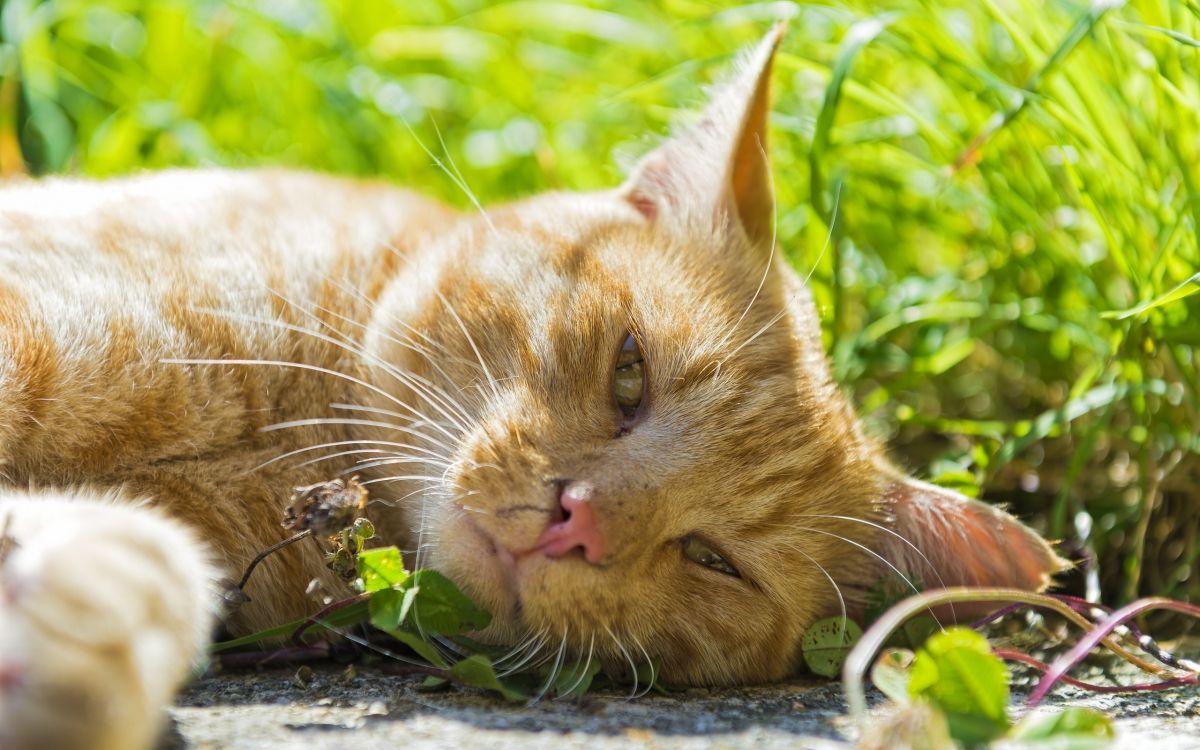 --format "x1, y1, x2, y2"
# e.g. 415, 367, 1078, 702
0, 495, 214, 750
